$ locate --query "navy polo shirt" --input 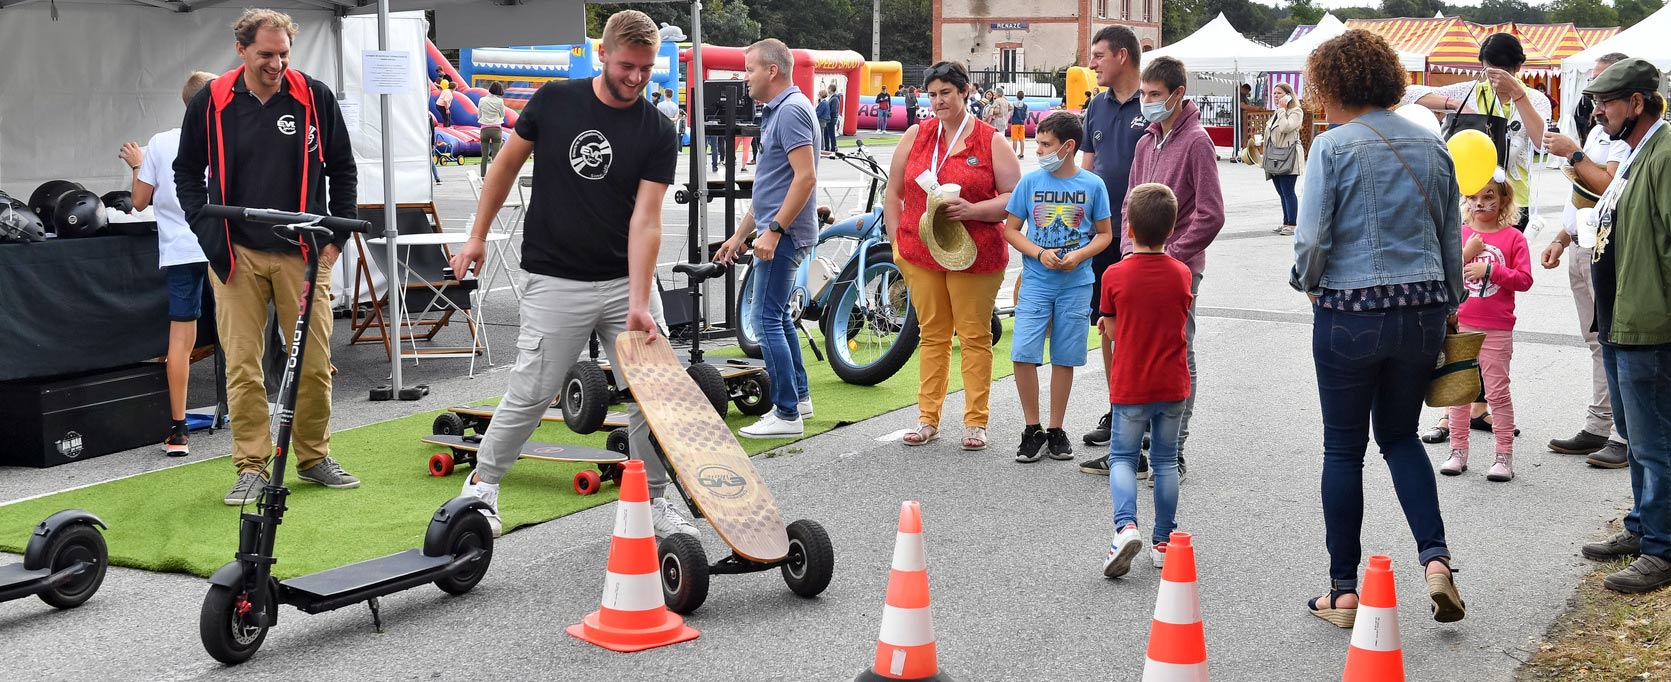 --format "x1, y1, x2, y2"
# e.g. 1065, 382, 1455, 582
1080, 88, 1147, 230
